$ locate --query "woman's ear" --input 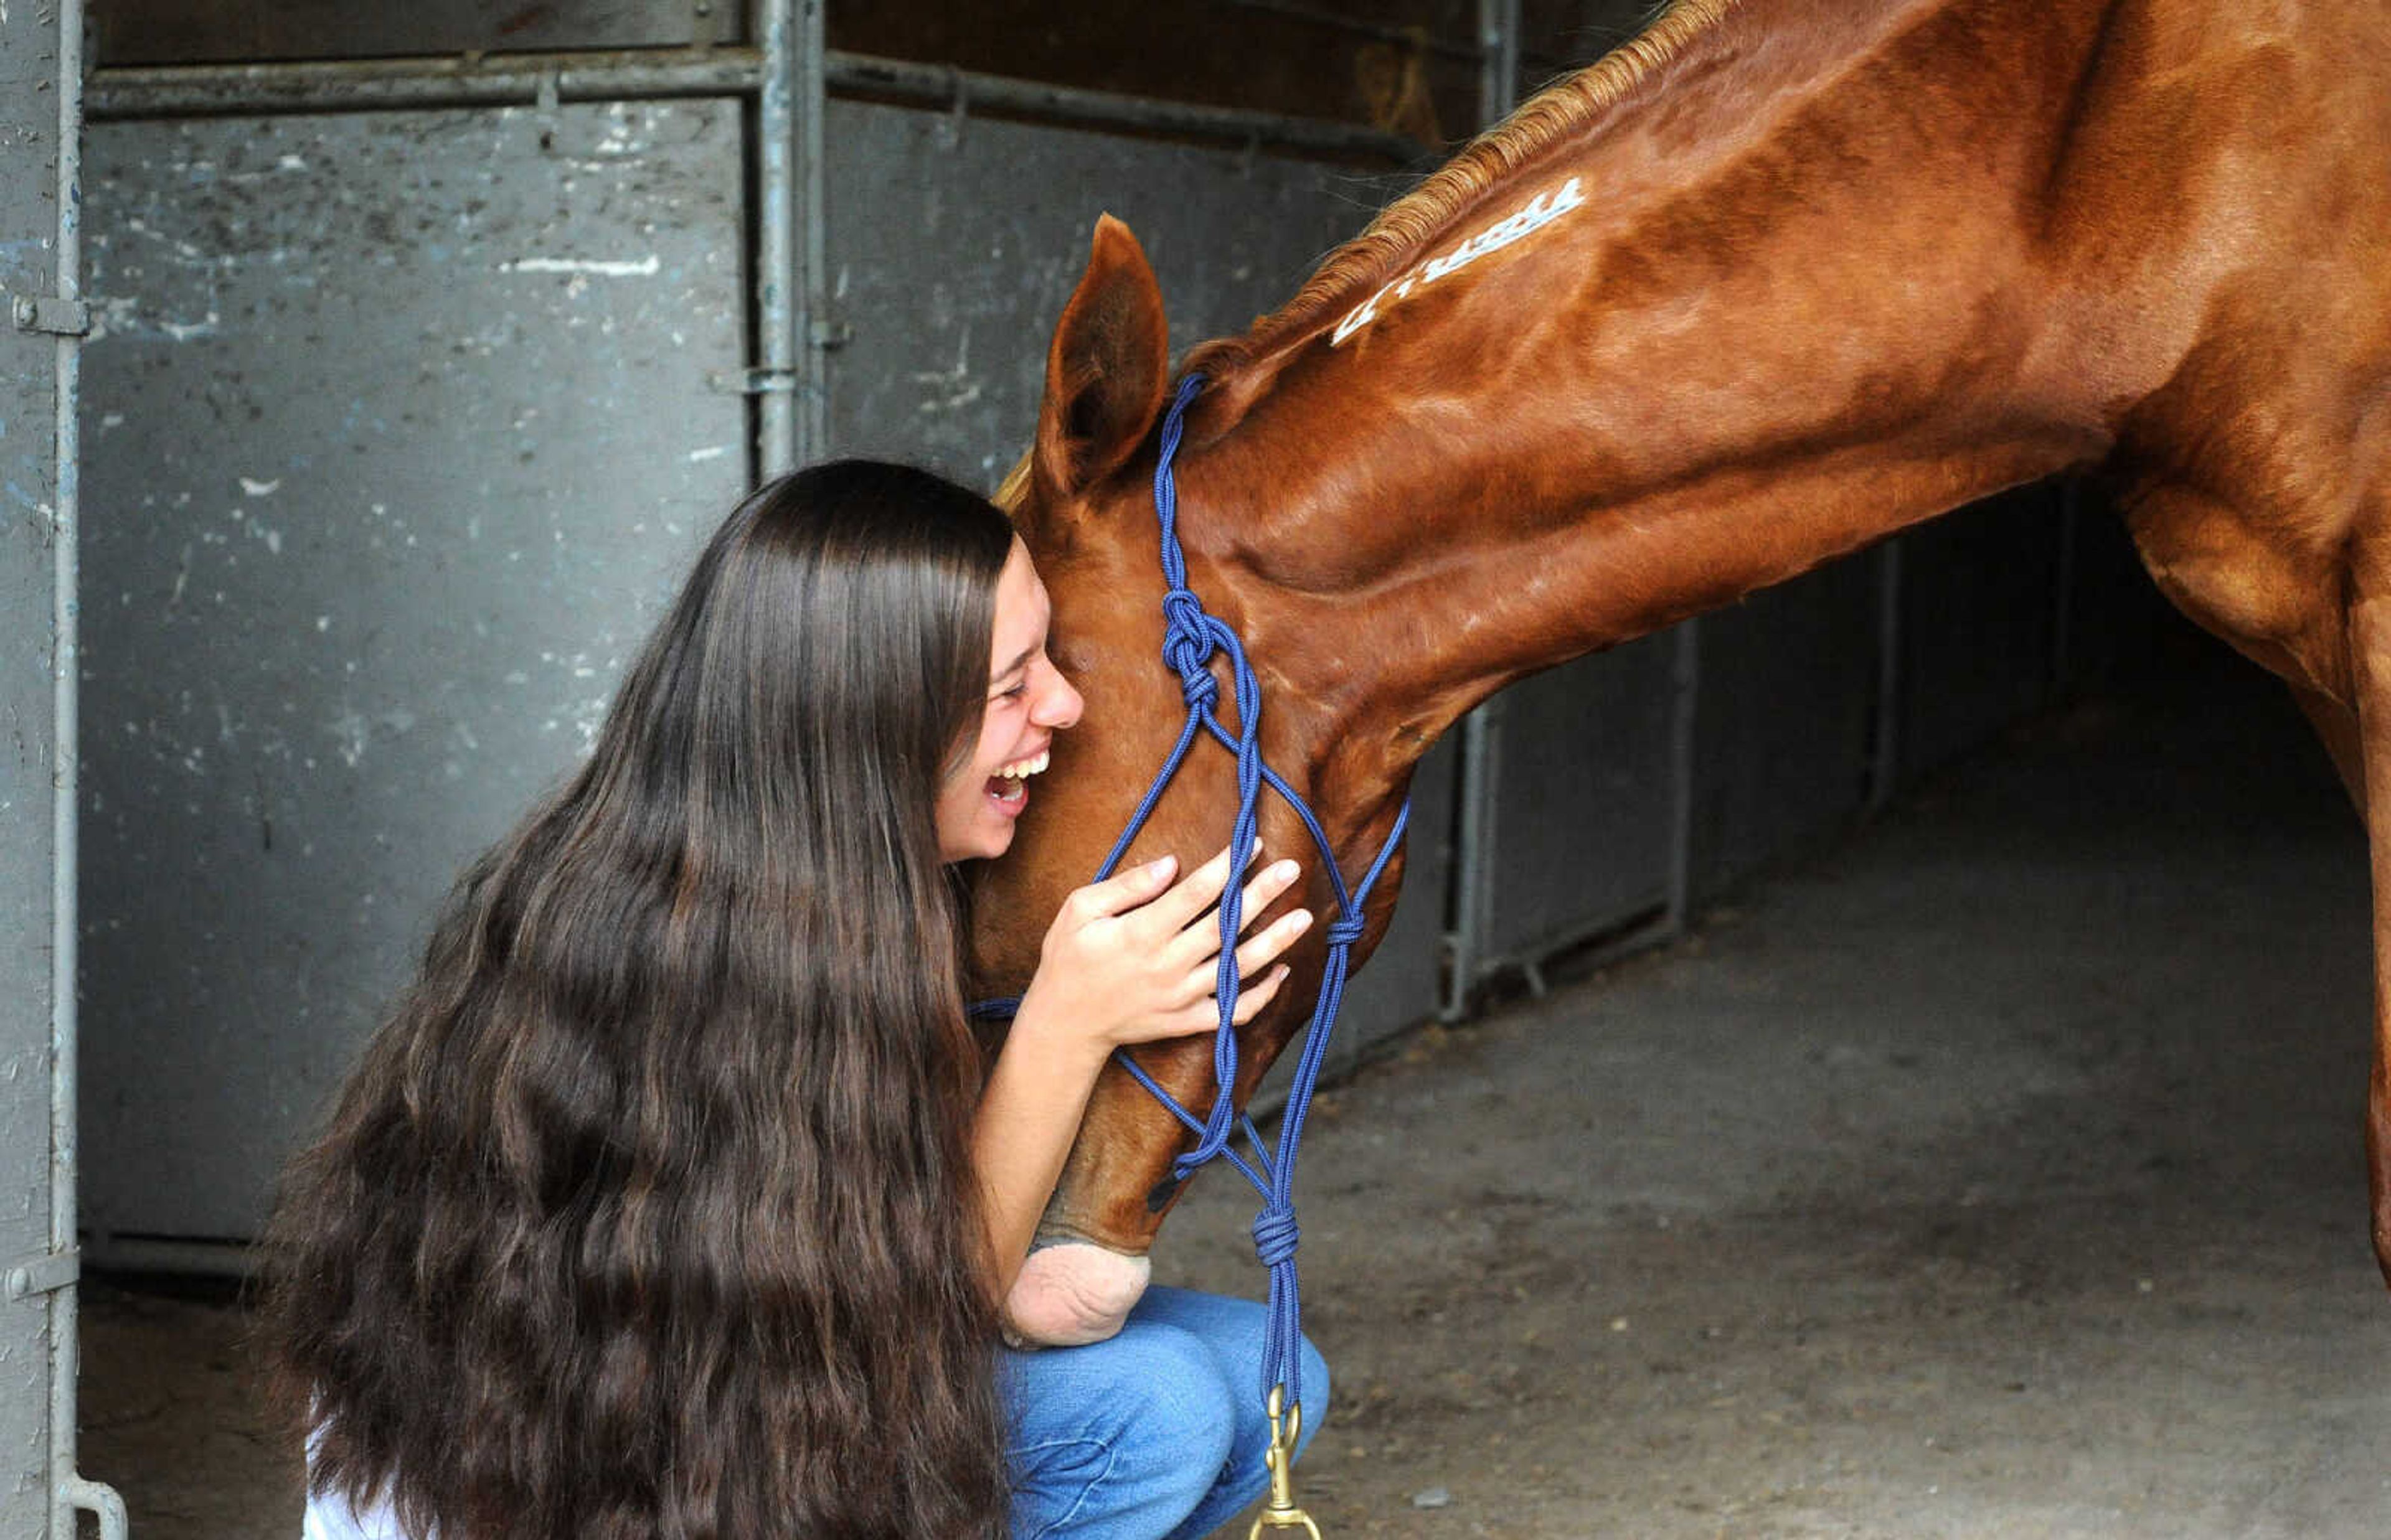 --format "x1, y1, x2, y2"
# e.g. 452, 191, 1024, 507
1032, 215, 1170, 507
